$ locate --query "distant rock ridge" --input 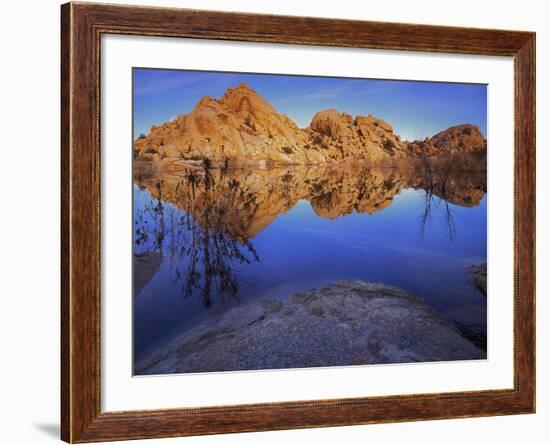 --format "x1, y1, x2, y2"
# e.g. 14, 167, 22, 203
133, 82, 487, 167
